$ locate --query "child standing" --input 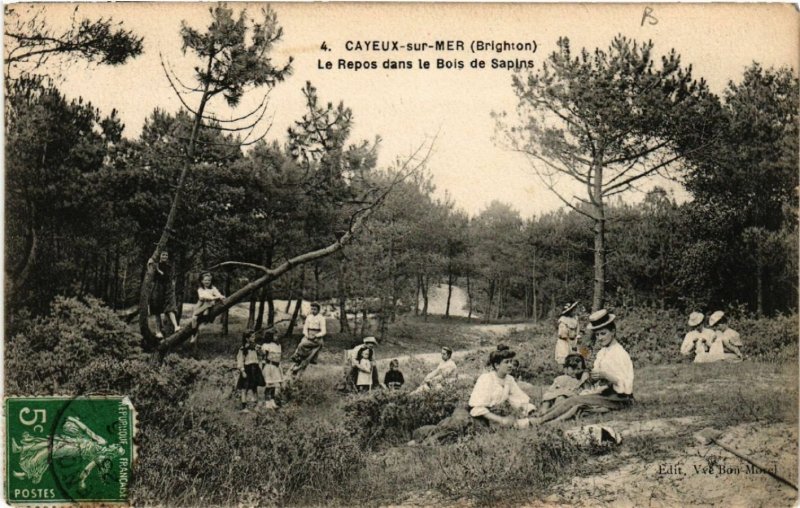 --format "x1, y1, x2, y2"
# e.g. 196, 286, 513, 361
236, 332, 265, 411
260, 331, 283, 409
556, 302, 580, 365
384, 359, 405, 389
355, 347, 374, 393
539, 354, 589, 413
190, 271, 225, 344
